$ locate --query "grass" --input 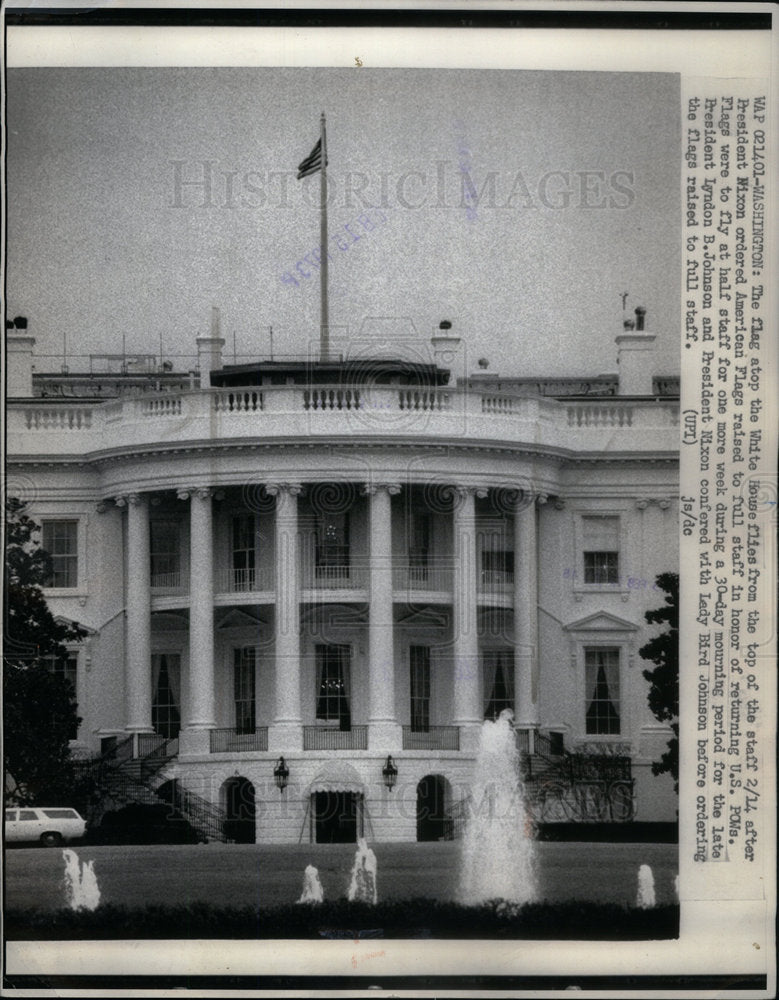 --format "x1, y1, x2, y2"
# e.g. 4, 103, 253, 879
6, 898, 679, 940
